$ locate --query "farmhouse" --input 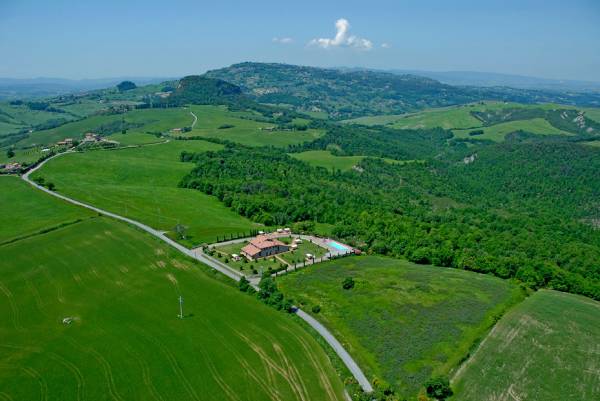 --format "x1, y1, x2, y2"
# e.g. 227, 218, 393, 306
57, 138, 74, 146
2, 162, 22, 172
82, 132, 101, 143
241, 235, 289, 260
